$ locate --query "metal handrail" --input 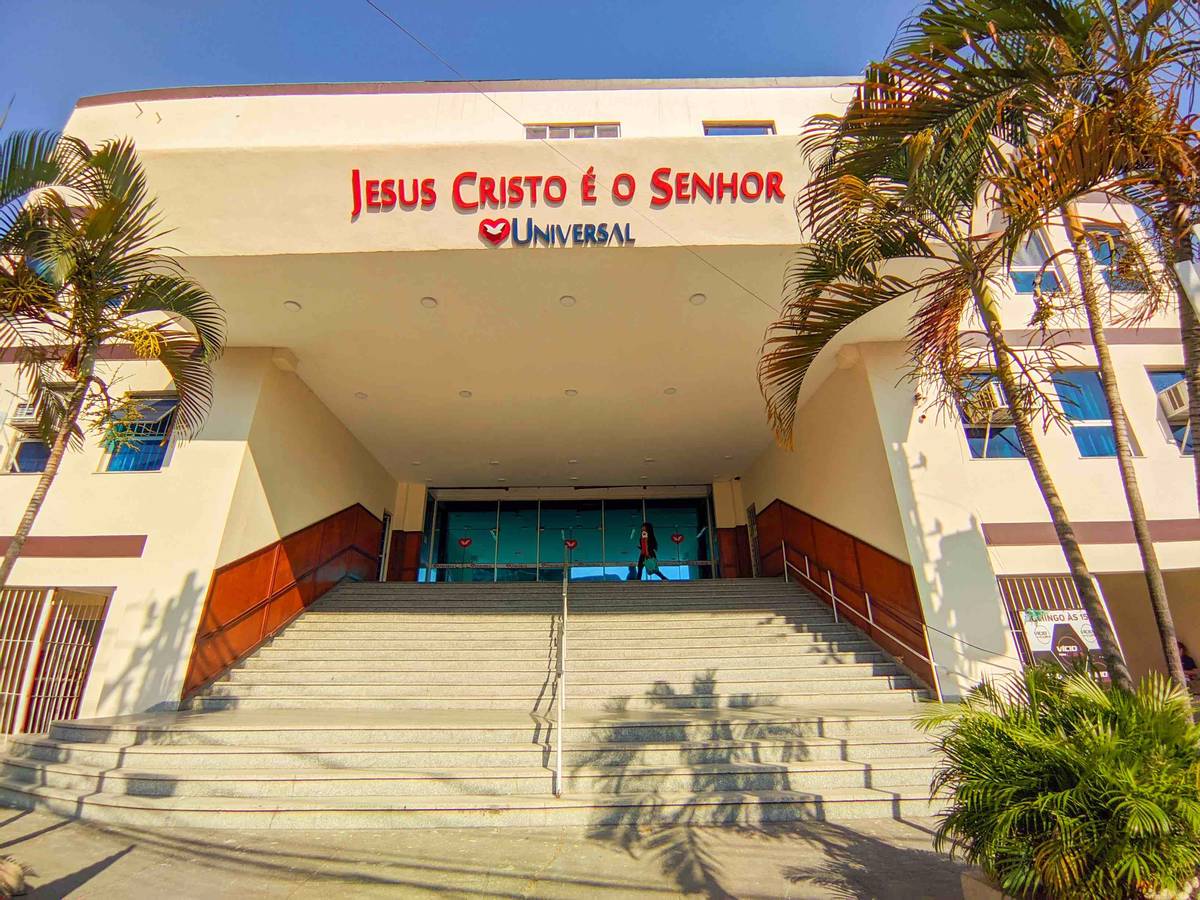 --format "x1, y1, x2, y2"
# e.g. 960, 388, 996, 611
554, 542, 570, 797
780, 539, 945, 703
